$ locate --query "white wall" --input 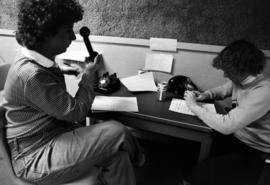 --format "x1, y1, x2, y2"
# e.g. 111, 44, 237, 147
65, 40, 227, 91
1, 28, 270, 95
